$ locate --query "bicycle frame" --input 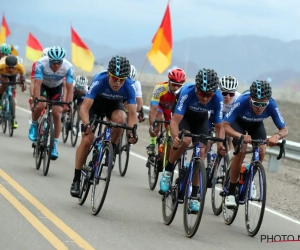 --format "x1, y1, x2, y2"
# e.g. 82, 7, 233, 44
1, 85, 12, 119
